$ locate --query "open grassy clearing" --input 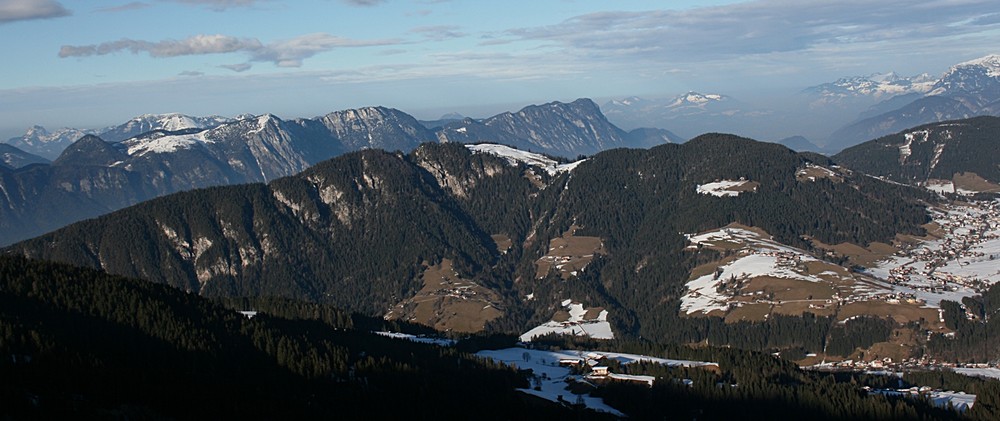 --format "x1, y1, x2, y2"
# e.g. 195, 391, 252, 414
491, 234, 512, 254
724, 303, 772, 322
743, 276, 836, 301
837, 301, 943, 329
796, 165, 844, 183
386, 259, 502, 333
954, 171, 1000, 193
535, 226, 605, 279
809, 238, 898, 268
